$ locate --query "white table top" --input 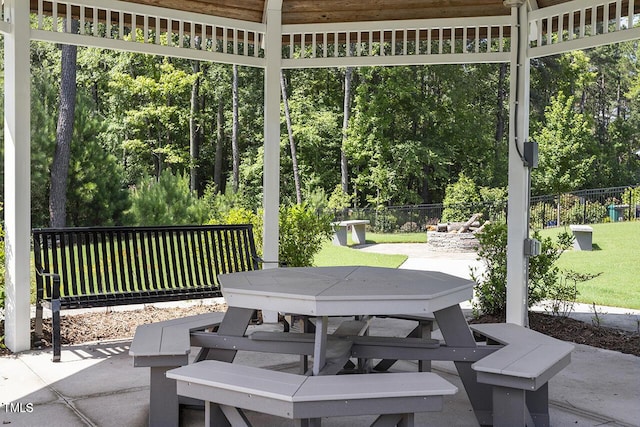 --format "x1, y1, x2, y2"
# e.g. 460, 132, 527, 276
219, 266, 473, 316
